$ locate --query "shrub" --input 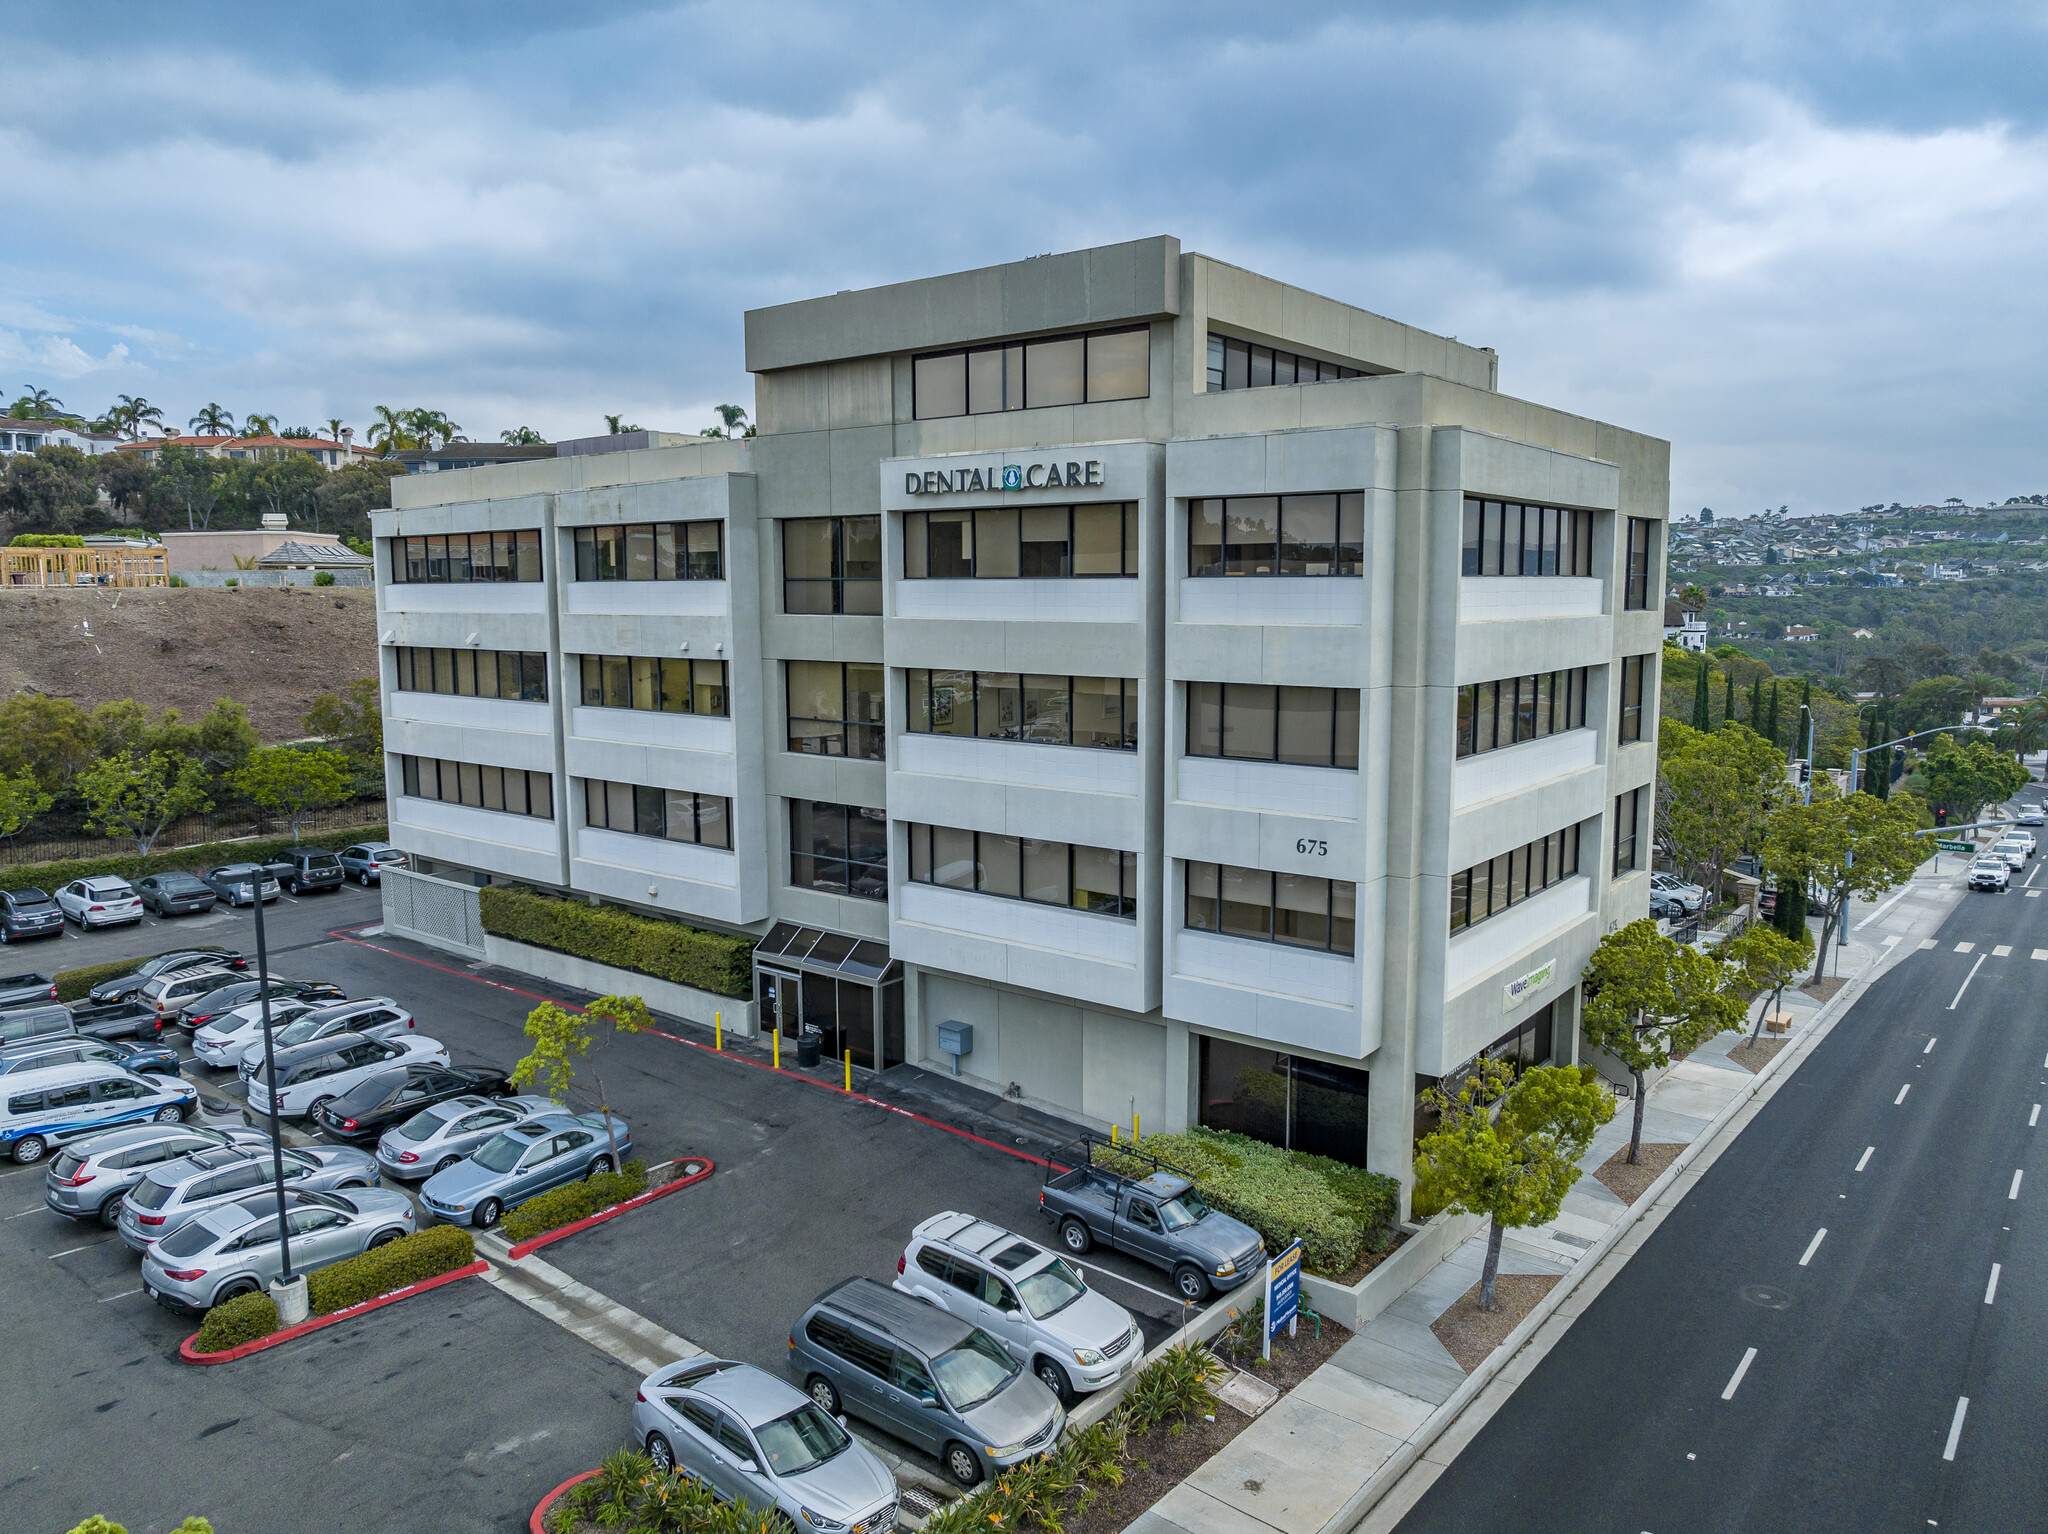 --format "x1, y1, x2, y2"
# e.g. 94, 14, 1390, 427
479, 884, 753, 999
224, 578, 237, 587
192, 1289, 280, 1353
53, 945, 236, 1002
5, 821, 389, 898
307, 1224, 474, 1315
10, 533, 86, 548
313, 571, 335, 587
500, 1160, 648, 1243
1122, 1343, 1223, 1433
